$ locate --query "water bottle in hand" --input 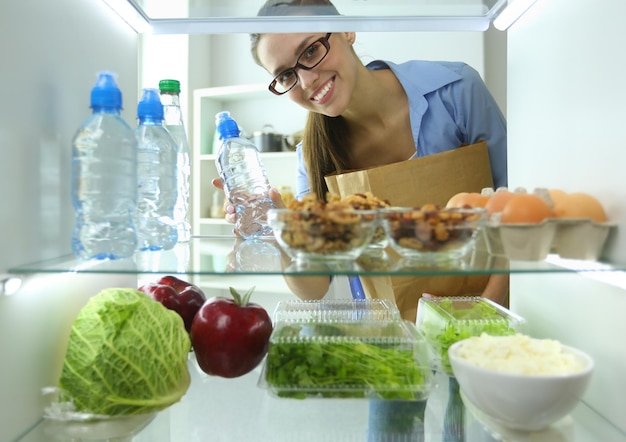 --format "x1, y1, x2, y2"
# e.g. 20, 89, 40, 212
214, 111, 276, 239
